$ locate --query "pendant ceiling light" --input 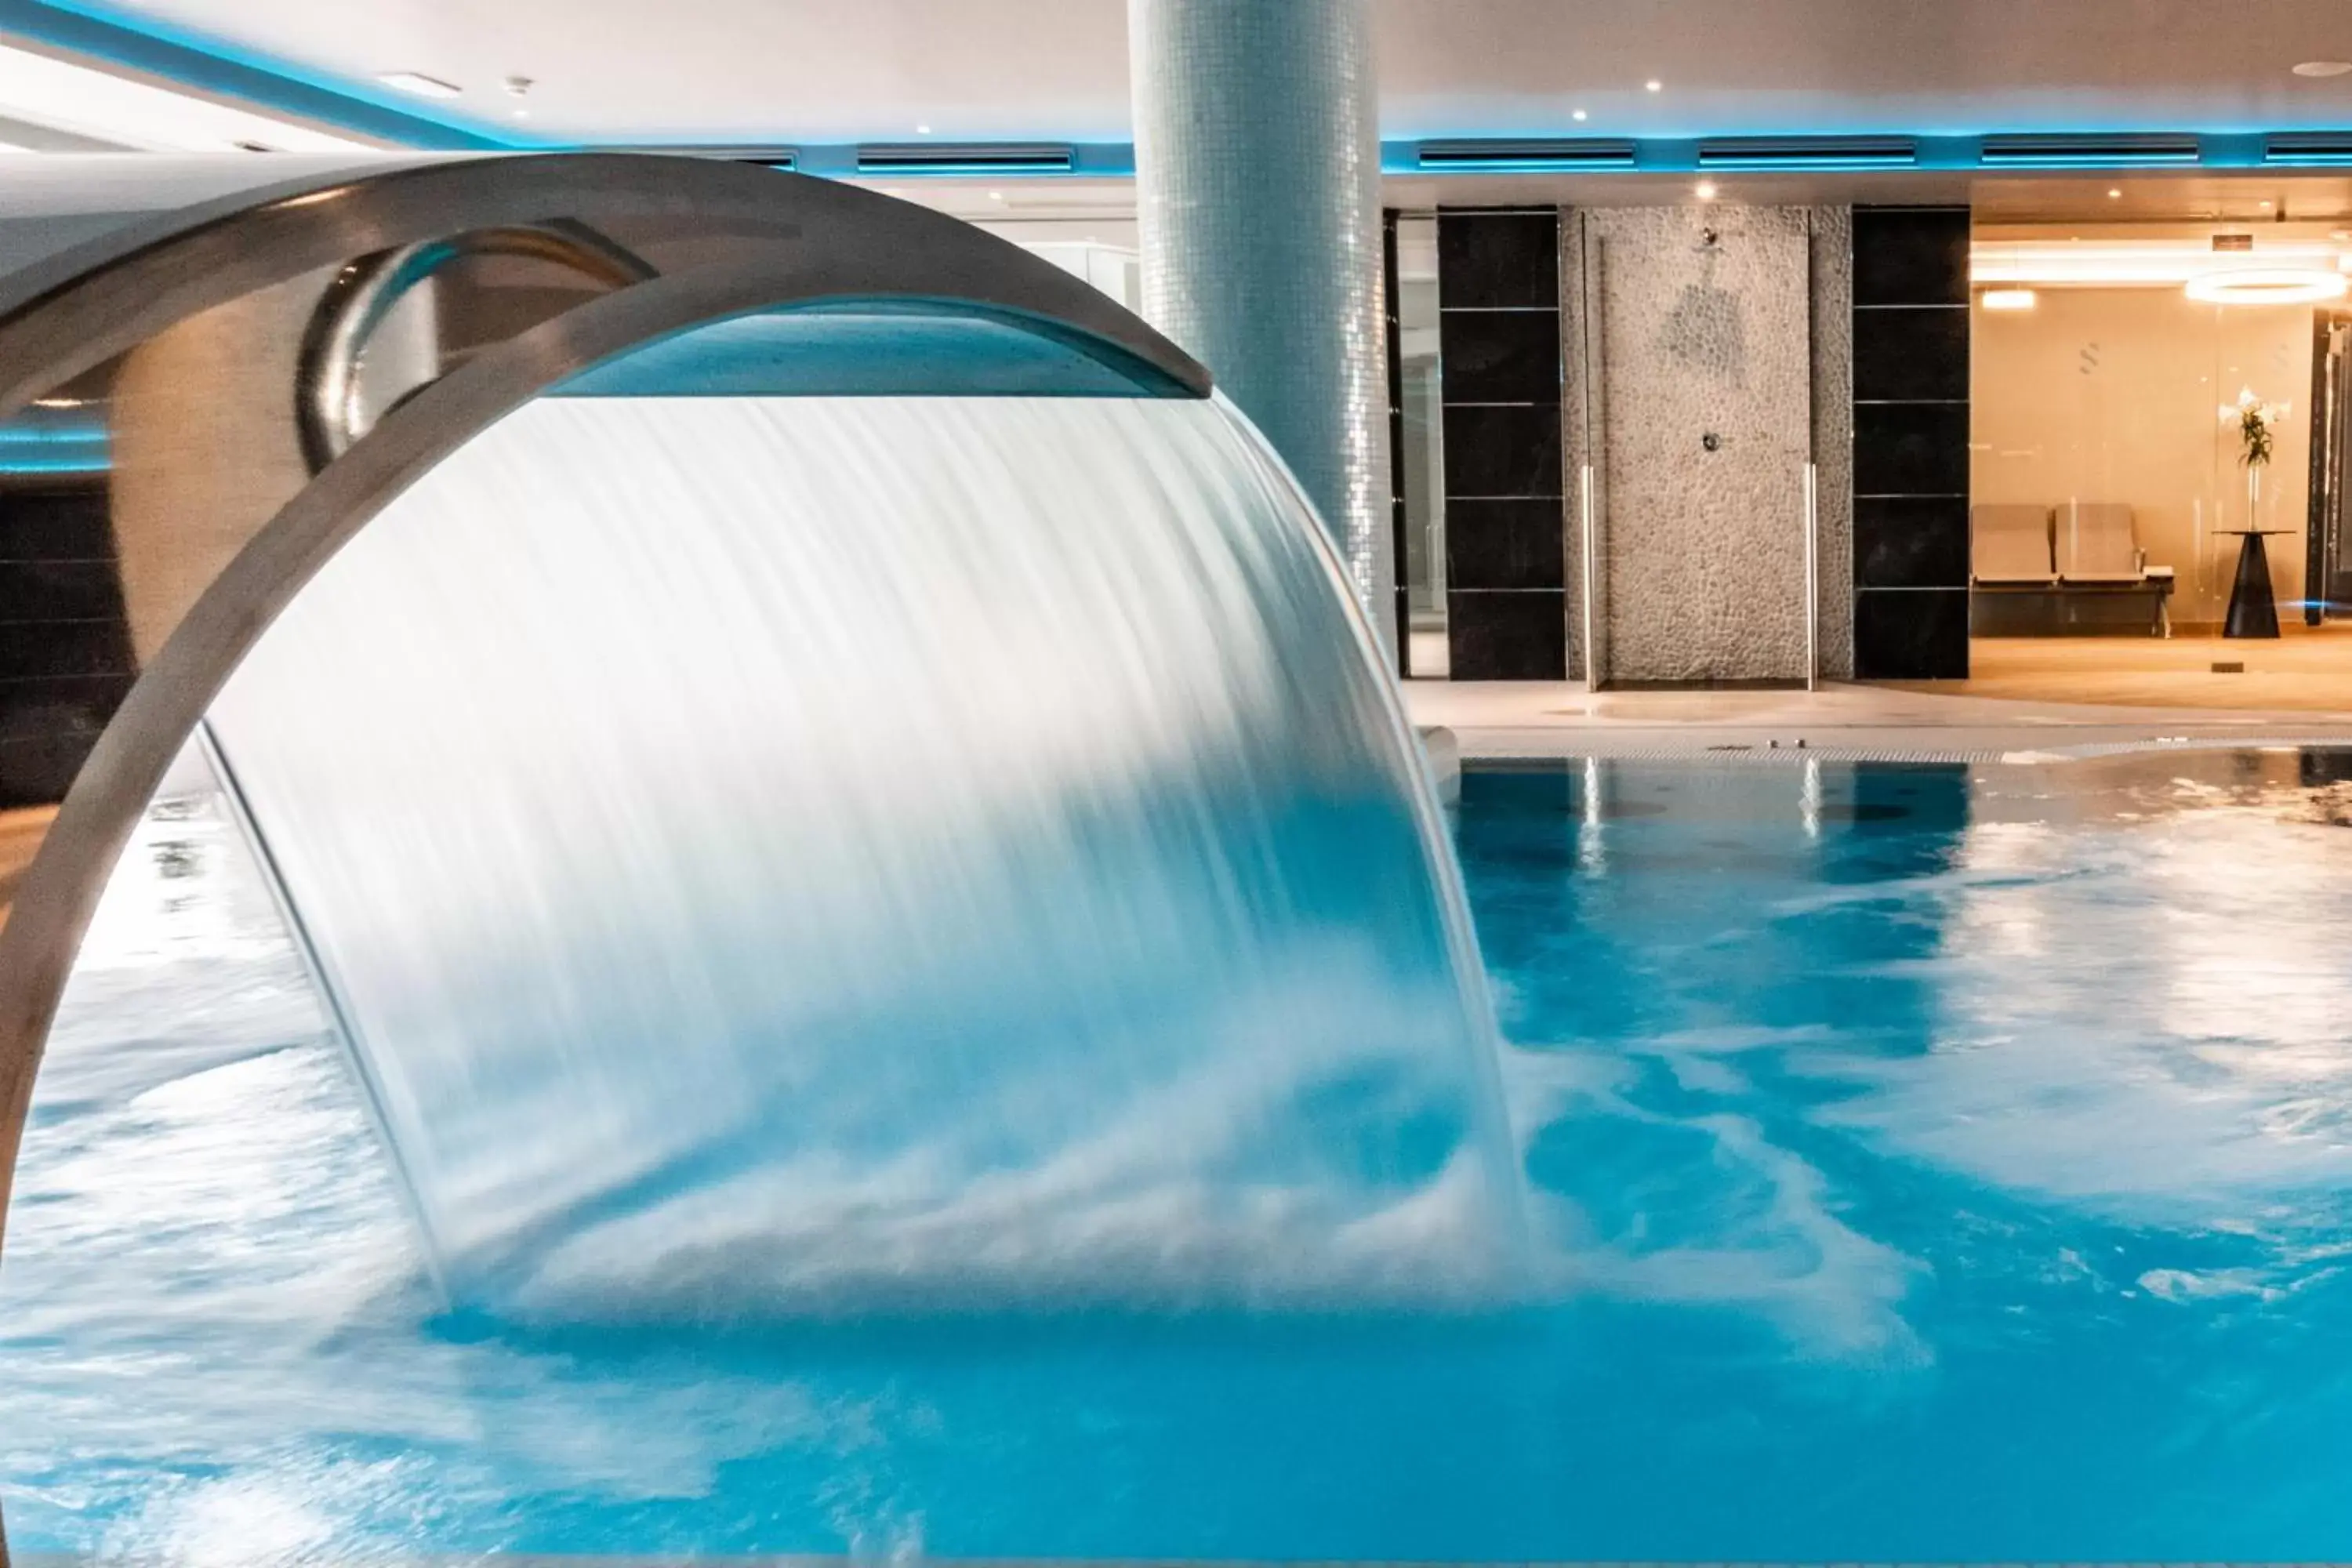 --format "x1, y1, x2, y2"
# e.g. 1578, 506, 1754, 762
2184, 267, 2350, 306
